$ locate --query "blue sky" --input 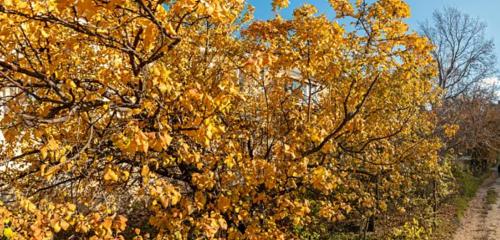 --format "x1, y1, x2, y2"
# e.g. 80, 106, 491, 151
247, 0, 500, 69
